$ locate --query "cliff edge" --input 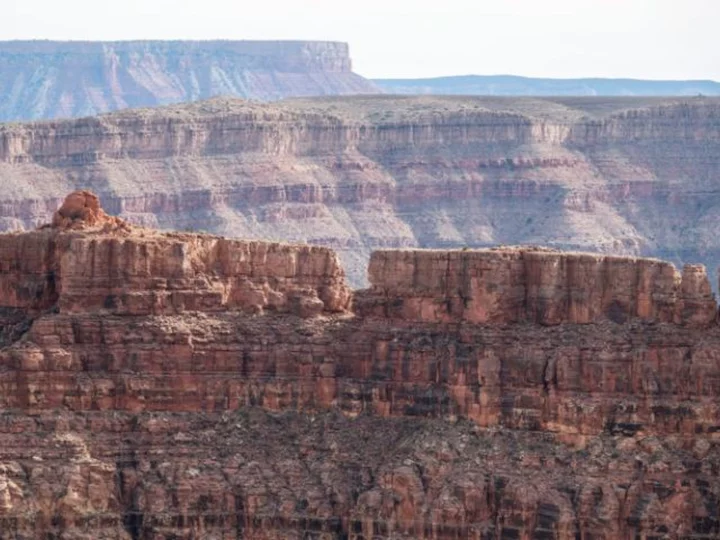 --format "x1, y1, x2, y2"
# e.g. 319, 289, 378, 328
1, 191, 350, 319
1, 192, 720, 538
